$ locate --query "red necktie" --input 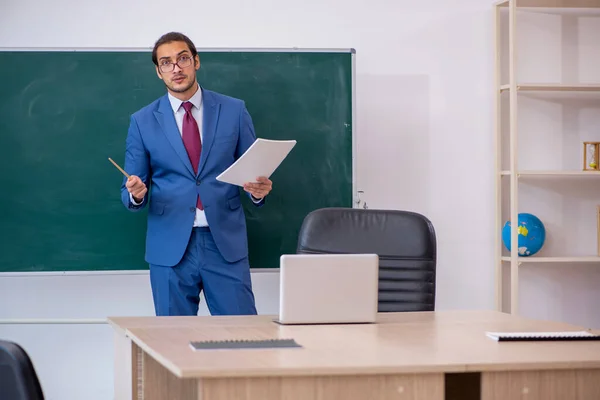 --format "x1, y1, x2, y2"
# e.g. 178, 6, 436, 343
181, 102, 203, 210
